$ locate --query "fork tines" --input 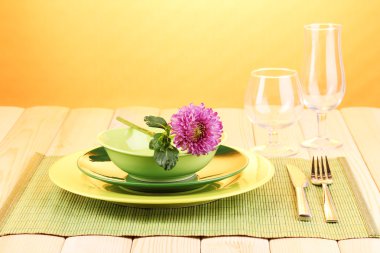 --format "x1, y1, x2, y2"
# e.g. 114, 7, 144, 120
312, 156, 332, 179
325, 156, 332, 178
